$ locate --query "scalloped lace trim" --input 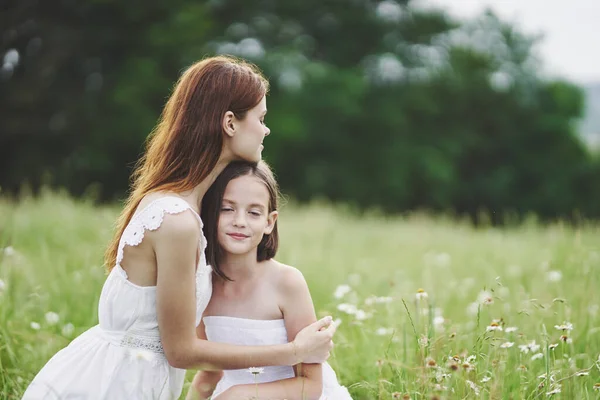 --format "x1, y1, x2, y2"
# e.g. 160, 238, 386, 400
116, 197, 205, 265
